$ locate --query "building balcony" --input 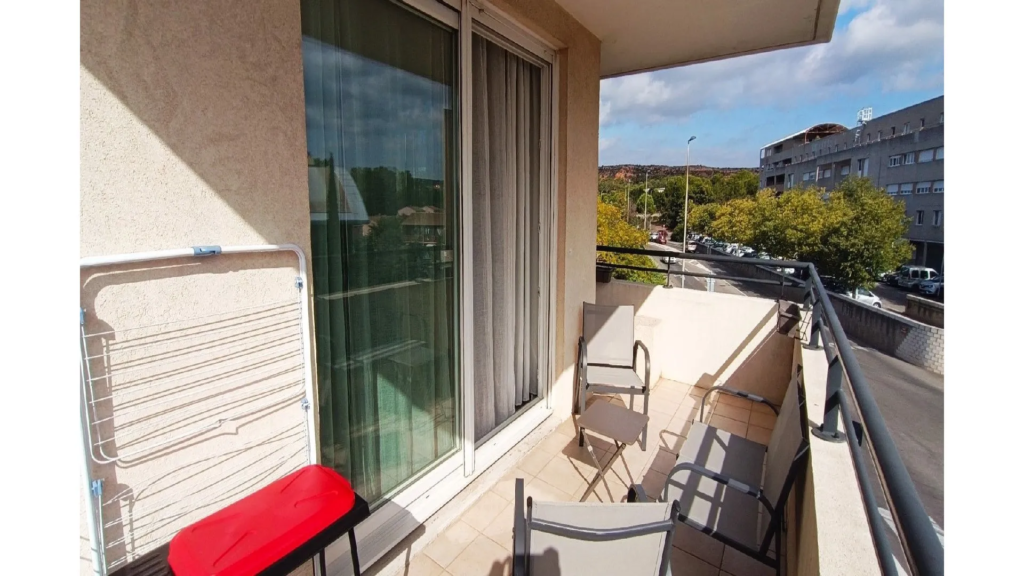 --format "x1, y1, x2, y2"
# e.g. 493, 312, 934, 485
347, 251, 941, 576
